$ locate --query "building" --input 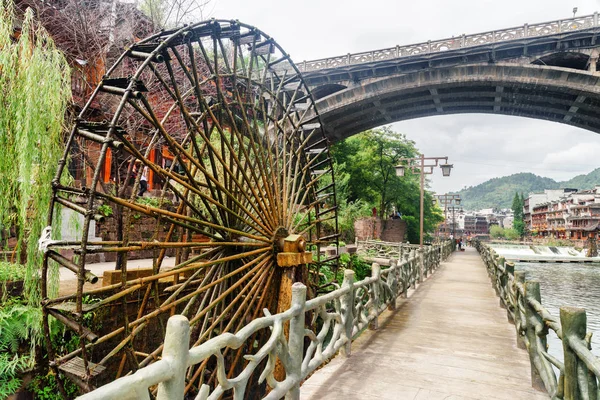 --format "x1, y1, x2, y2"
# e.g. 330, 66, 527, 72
463, 214, 489, 235
524, 189, 577, 233
527, 187, 600, 239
